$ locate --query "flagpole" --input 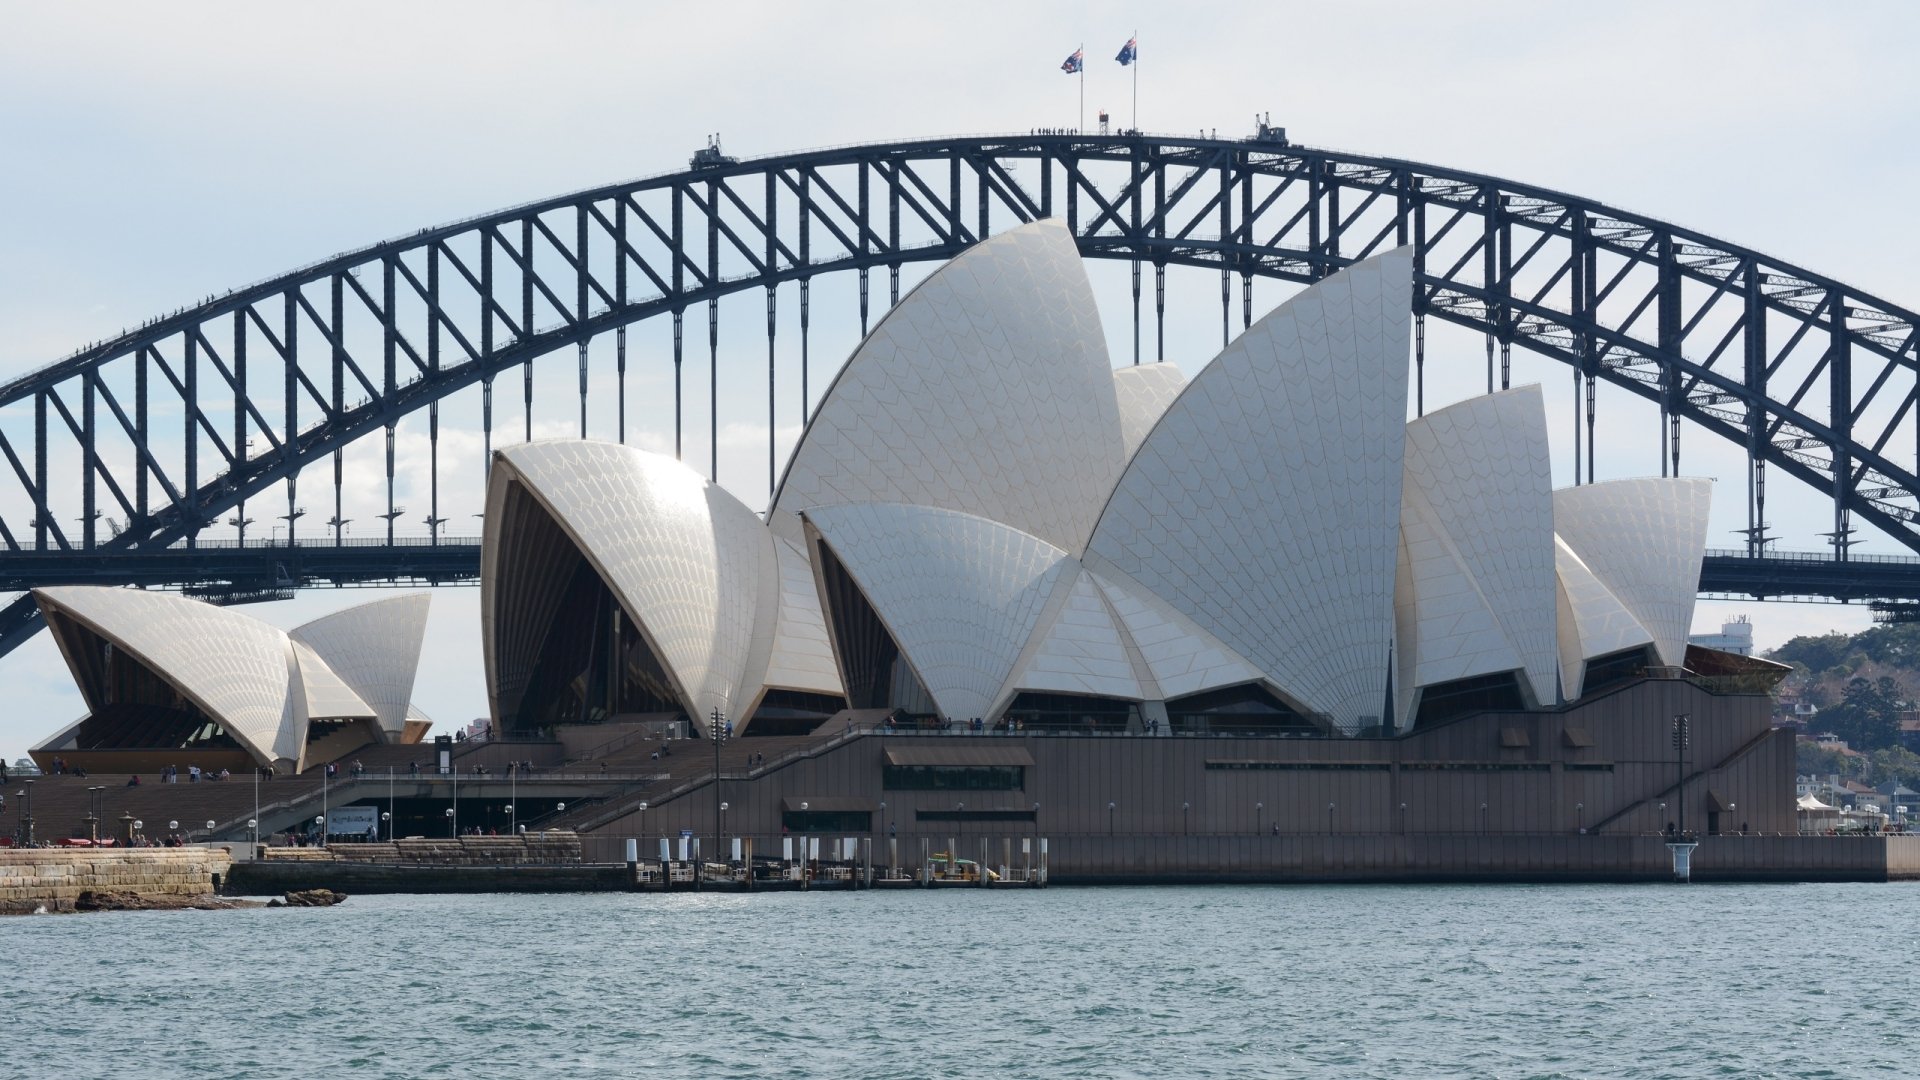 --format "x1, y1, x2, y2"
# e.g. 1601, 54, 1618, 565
1078, 43, 1085, 133
1132, 31, 1138, 131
